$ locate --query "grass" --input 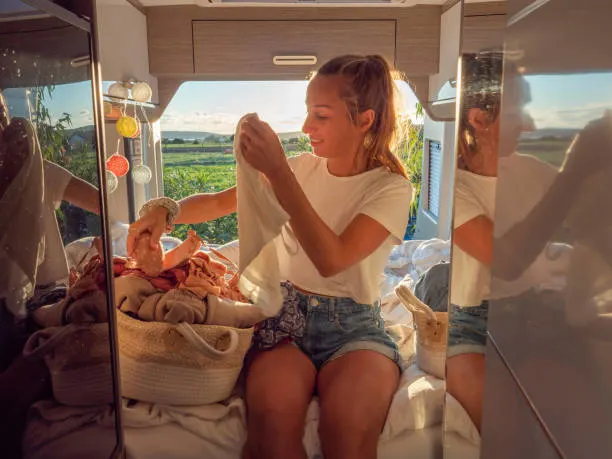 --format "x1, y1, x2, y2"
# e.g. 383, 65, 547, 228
163, 152, 237, 168
163, 142, 233, 148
